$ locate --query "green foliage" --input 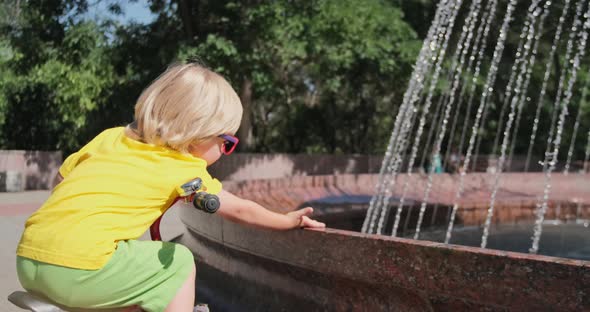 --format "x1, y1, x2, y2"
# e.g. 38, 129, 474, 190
9, 0, 587, 161
178, 34, 239, 75
0, 0, 422, 154
284, 0, 419, 154
175, 0, 420, 153
0, 2, 115, 153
